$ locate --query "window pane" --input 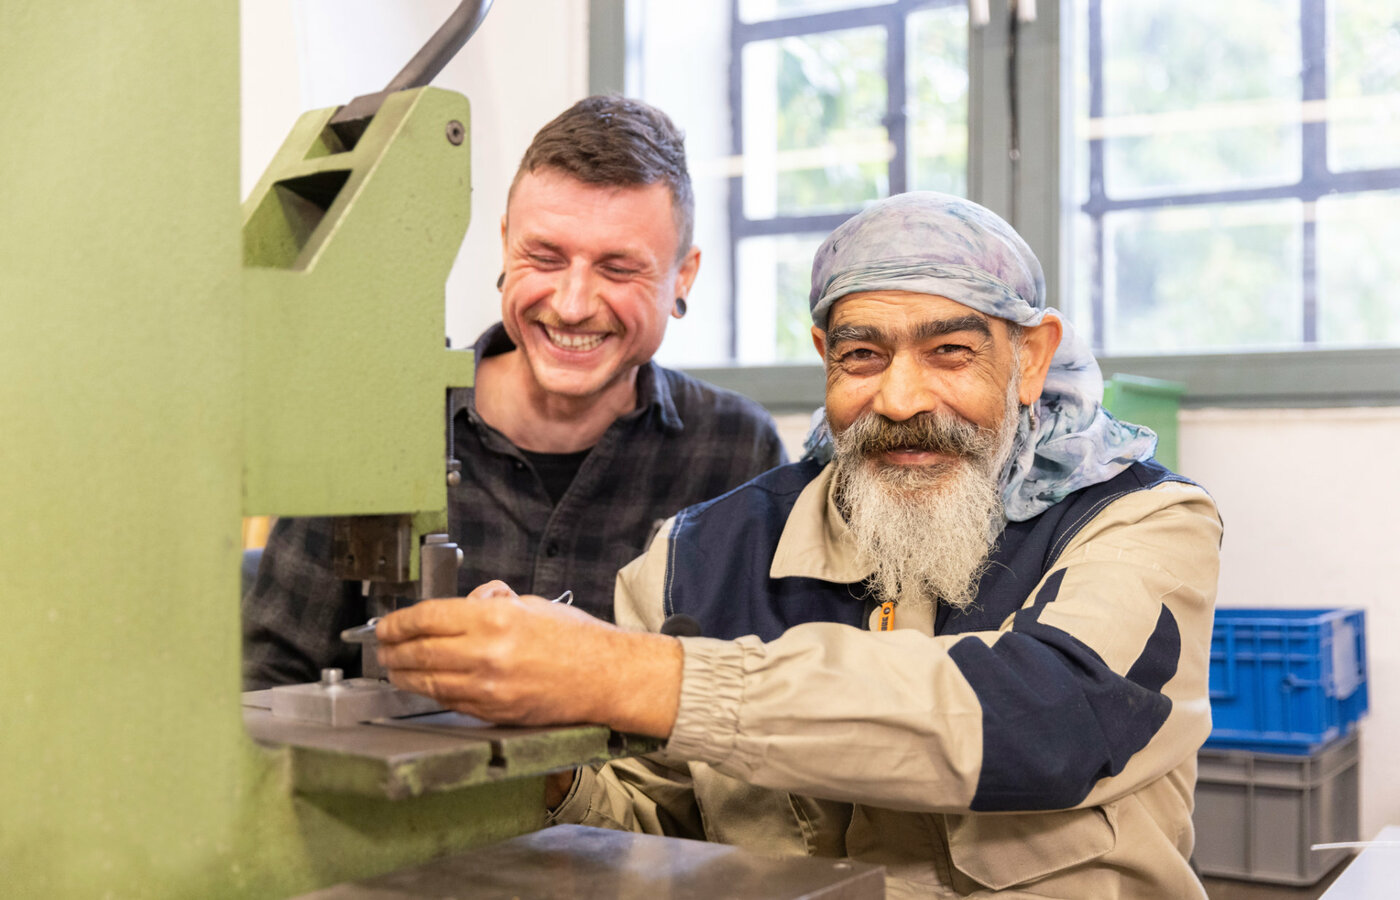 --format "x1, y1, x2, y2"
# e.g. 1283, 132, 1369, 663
1098, 0, 1300, 198
739, 0, 893, 23
1328, 0, 1400, 172
742, 27, 889, 218
1101, 201, 1302, 353
907, 4, 969, 195
1069, 211, 1098, 349
1318, 191, 1400, 343
736, 233, 829, 363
